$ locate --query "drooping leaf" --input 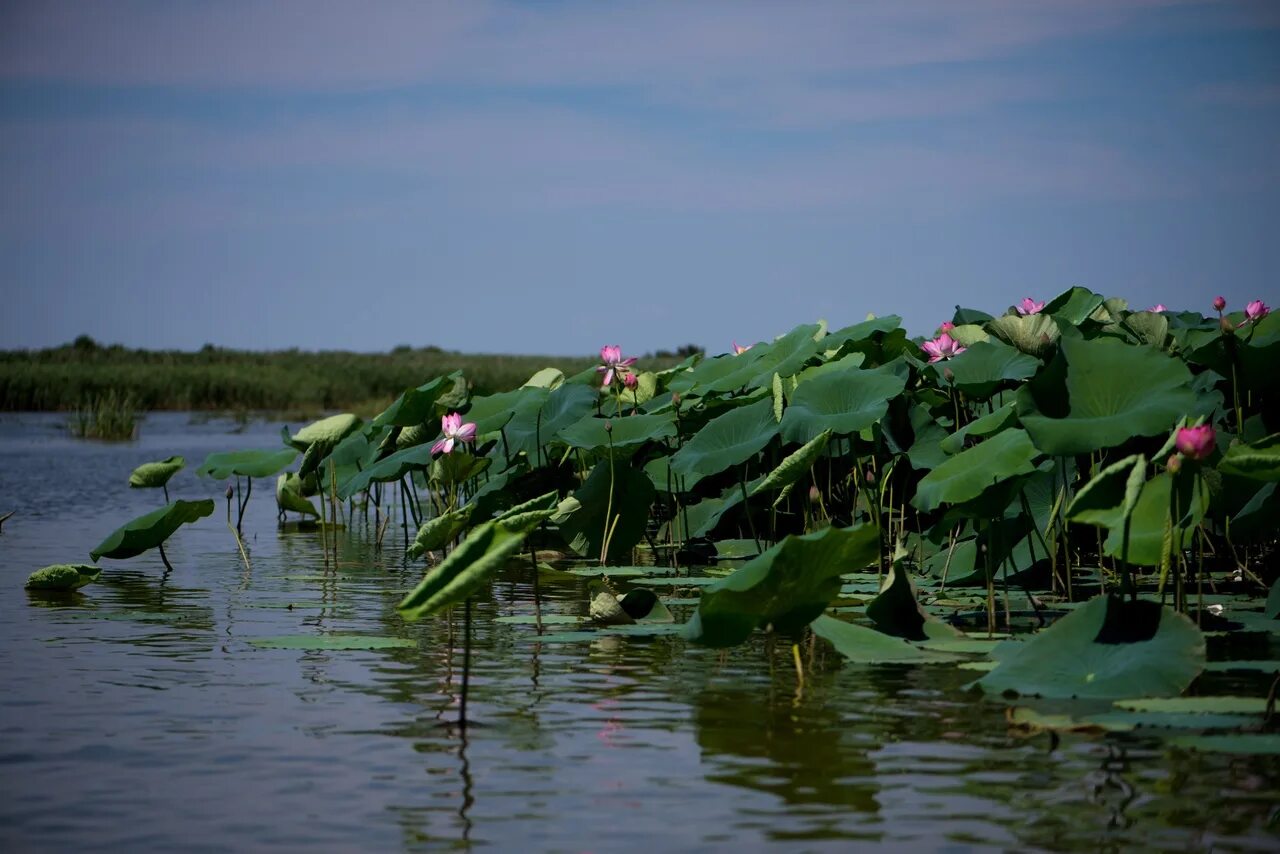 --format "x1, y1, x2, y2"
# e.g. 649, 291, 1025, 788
405, 506, 474, 559
397, 510, 552, 621
288, 413, 362, 452
25, 563, 101, 591
865, 563, 939, 641
1044, 285, 1105, 325
557, 459, 655, 564
1102, 471, 1207, 566
1218, 433, 1280, 482
1019, 336, 1196, 455
128, 456, 185, 489
913, 429, 1040, 513
684, 524, 881, 647
1066, 454, 1146, 529
977, 596, 1205, 700
276, 473, 319, 517
197, 448, 298, 480
751, 430, 830, 503
778, 365, 906, 445
90, 499, 216, 561
337, 443, 434, 499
